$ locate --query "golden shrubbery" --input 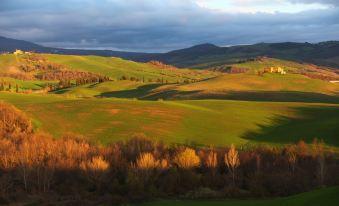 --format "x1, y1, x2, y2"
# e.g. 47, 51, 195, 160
0, 101, 32, 138
174, 148, 200, 169
135, 152, 169, 170
80, 156, 109, 172
136, 153, 159, 169
224, 144, 240, 185
205, 150, 218, 168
